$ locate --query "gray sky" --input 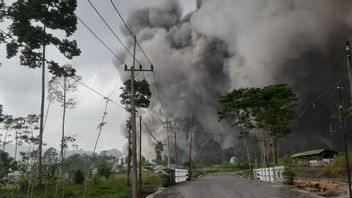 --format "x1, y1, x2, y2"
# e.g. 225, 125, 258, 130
0, 0, 195, 154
